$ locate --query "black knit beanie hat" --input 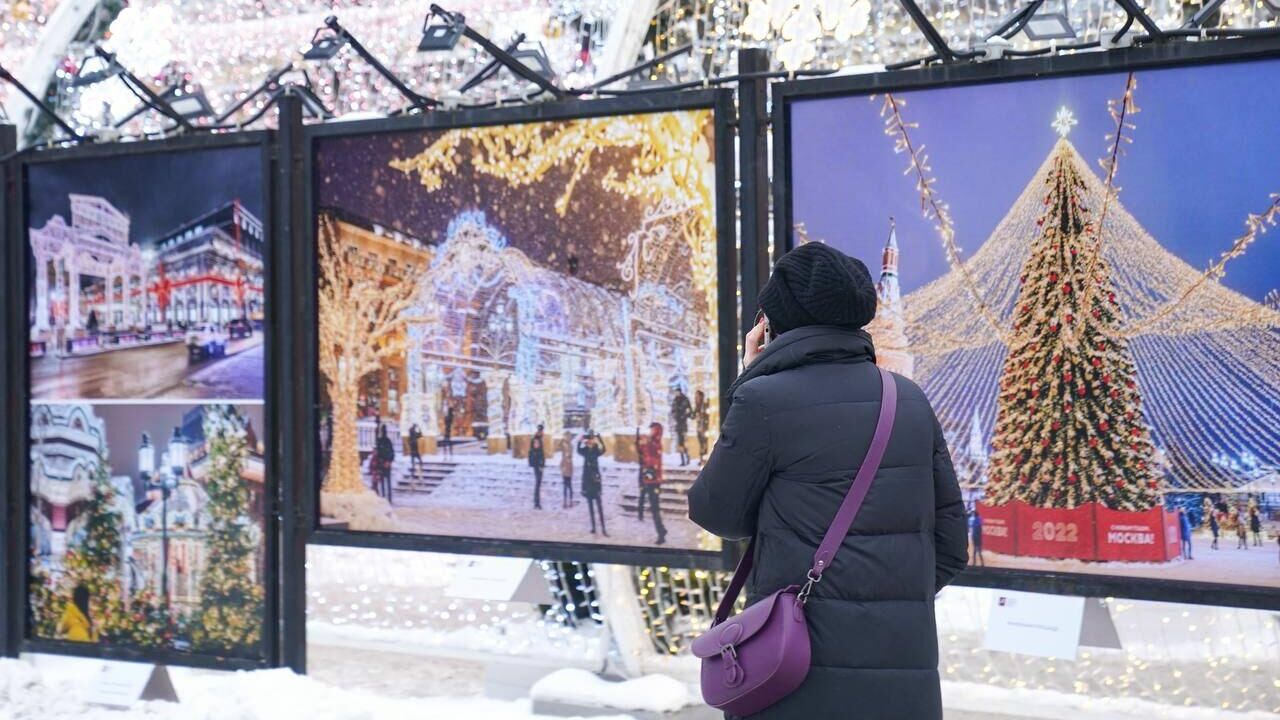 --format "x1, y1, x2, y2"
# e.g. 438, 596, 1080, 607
758, 242, 877, 335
